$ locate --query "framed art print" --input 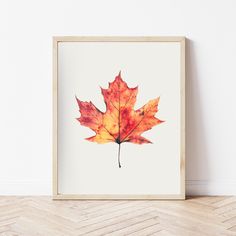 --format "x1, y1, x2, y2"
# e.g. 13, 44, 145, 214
53, 36, 185, 199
